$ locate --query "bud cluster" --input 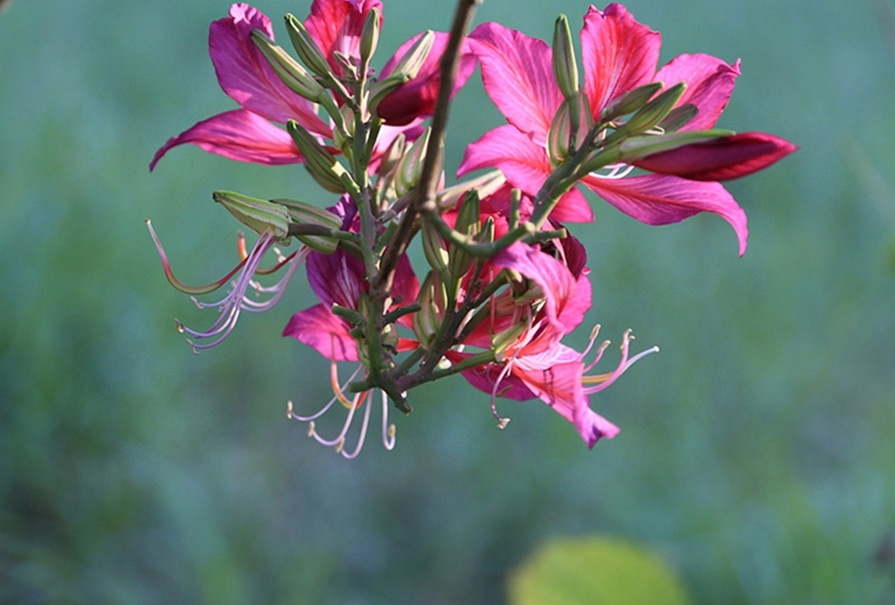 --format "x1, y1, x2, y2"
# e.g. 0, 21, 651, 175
148, 1, 795, 457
